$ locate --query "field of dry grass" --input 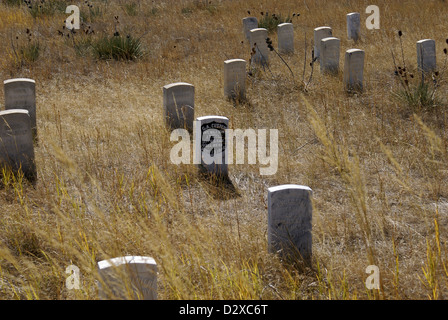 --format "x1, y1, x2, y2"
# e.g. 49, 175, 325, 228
0, 0, 447, 300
